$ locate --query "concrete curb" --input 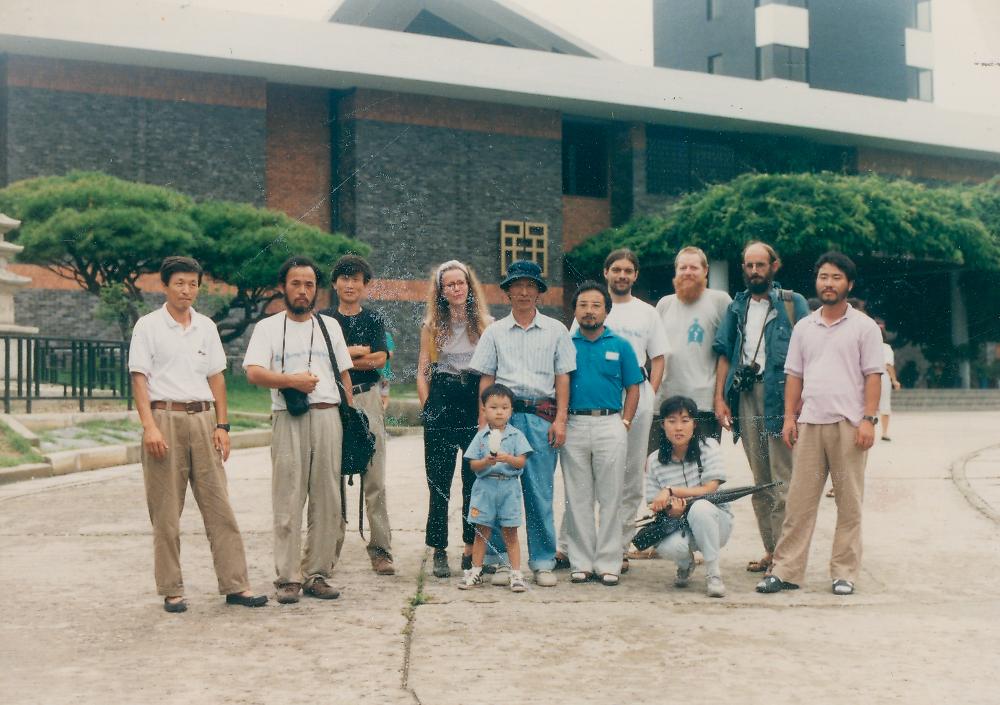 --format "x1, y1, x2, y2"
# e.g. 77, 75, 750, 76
949, 442, 1000, 524
0, 414, 41, 447
0, 427, 273, 485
